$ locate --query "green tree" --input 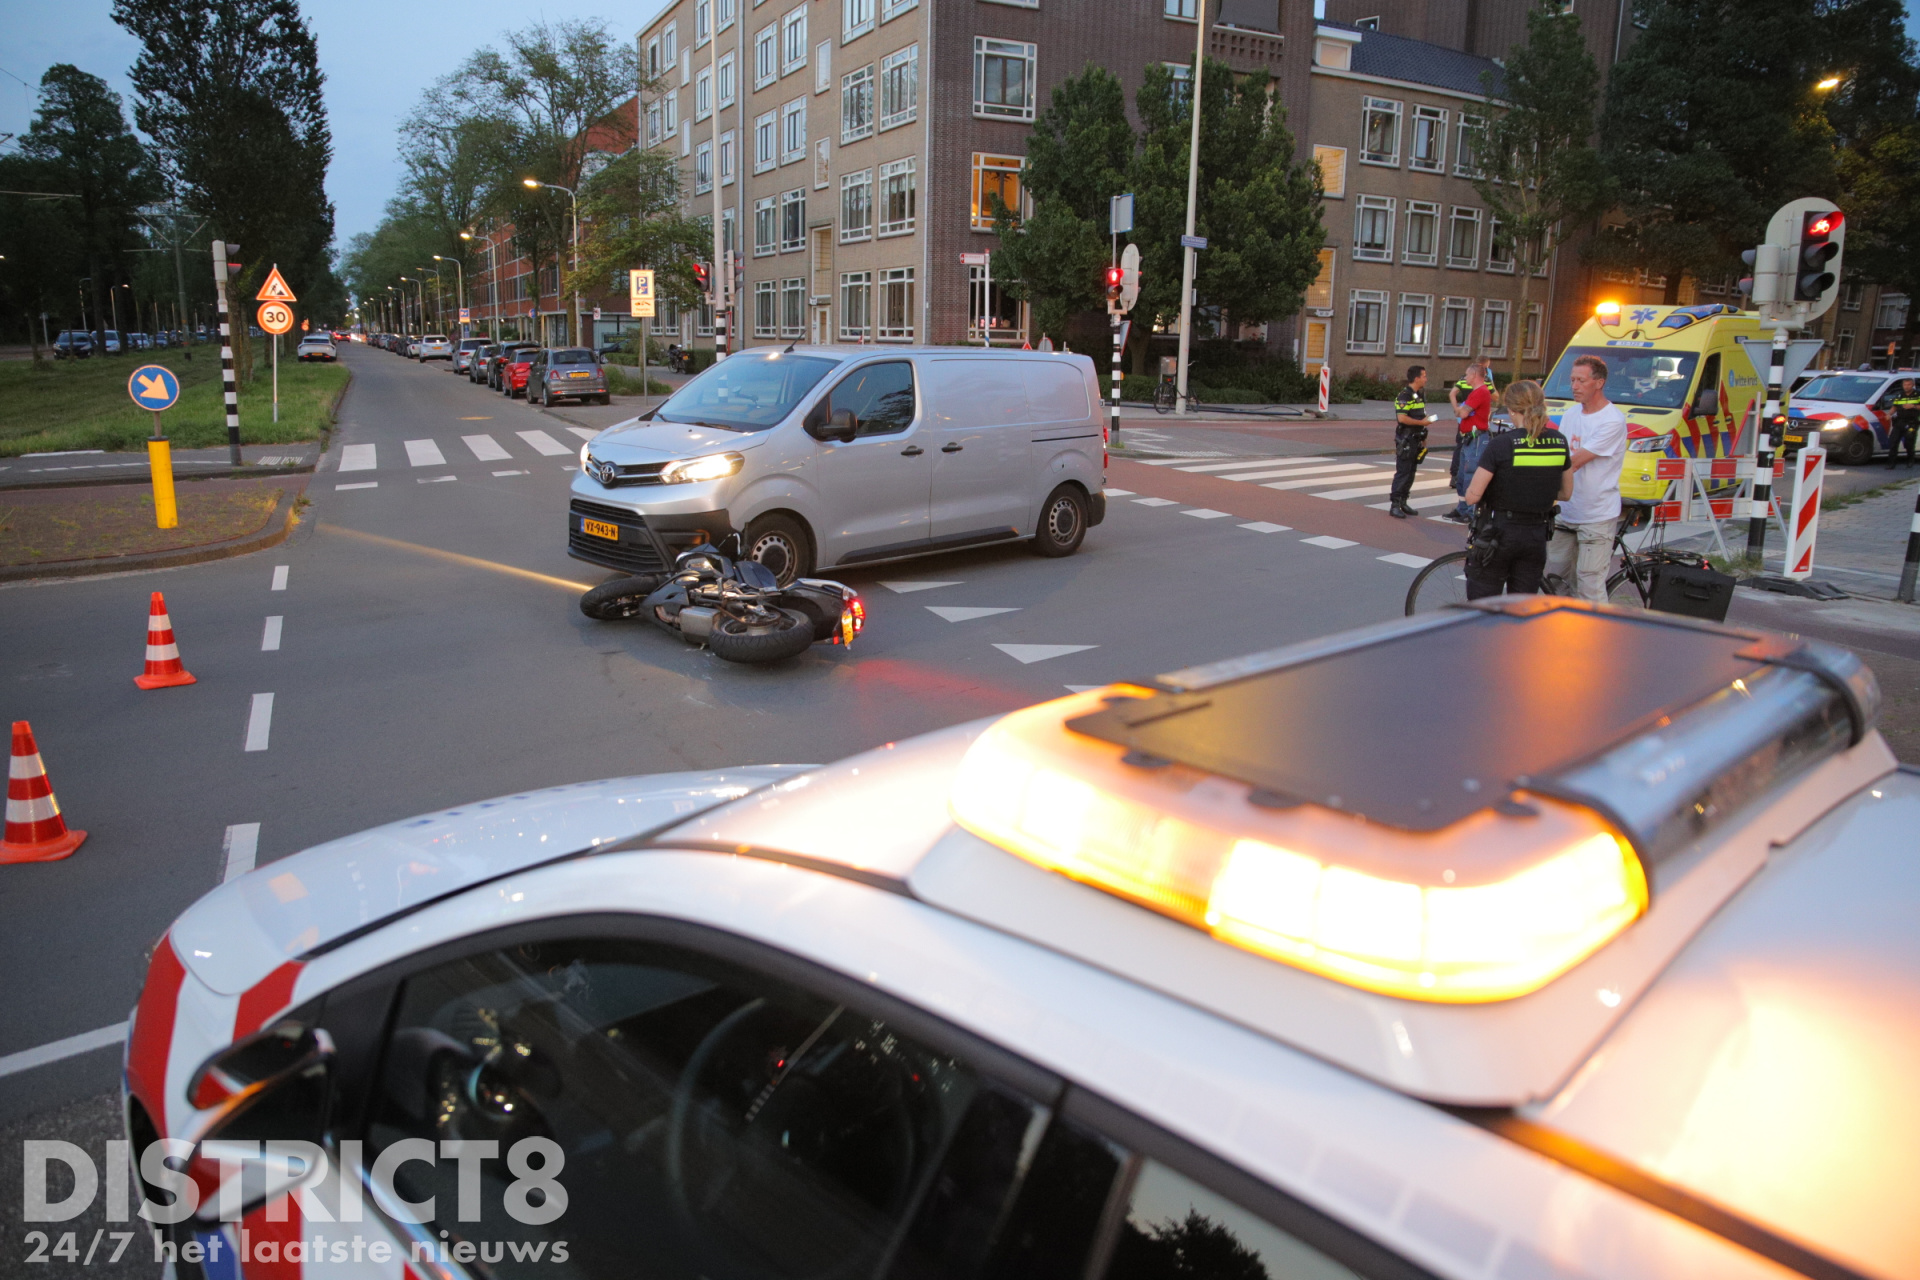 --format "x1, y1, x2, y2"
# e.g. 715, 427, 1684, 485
1474, 3, 1609, 378
567, 147, 711, 318
990, 65, 1134, 345
1595, 0, 1836, 302
115, 0, 338, 381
